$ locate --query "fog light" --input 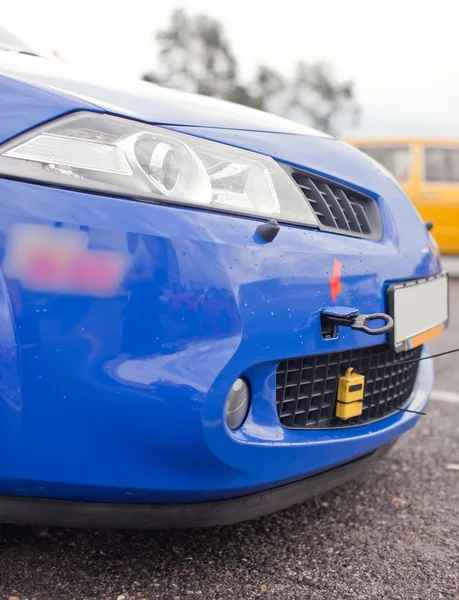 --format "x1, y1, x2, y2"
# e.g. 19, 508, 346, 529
225, 378, 250, 430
